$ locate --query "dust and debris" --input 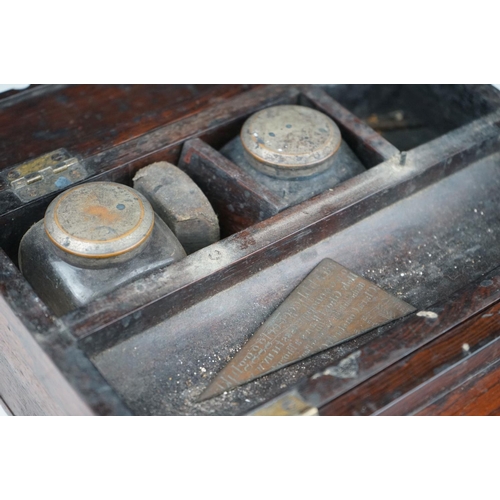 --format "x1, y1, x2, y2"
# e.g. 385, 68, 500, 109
312, 350, 361, 380
416, 310, 439, 319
